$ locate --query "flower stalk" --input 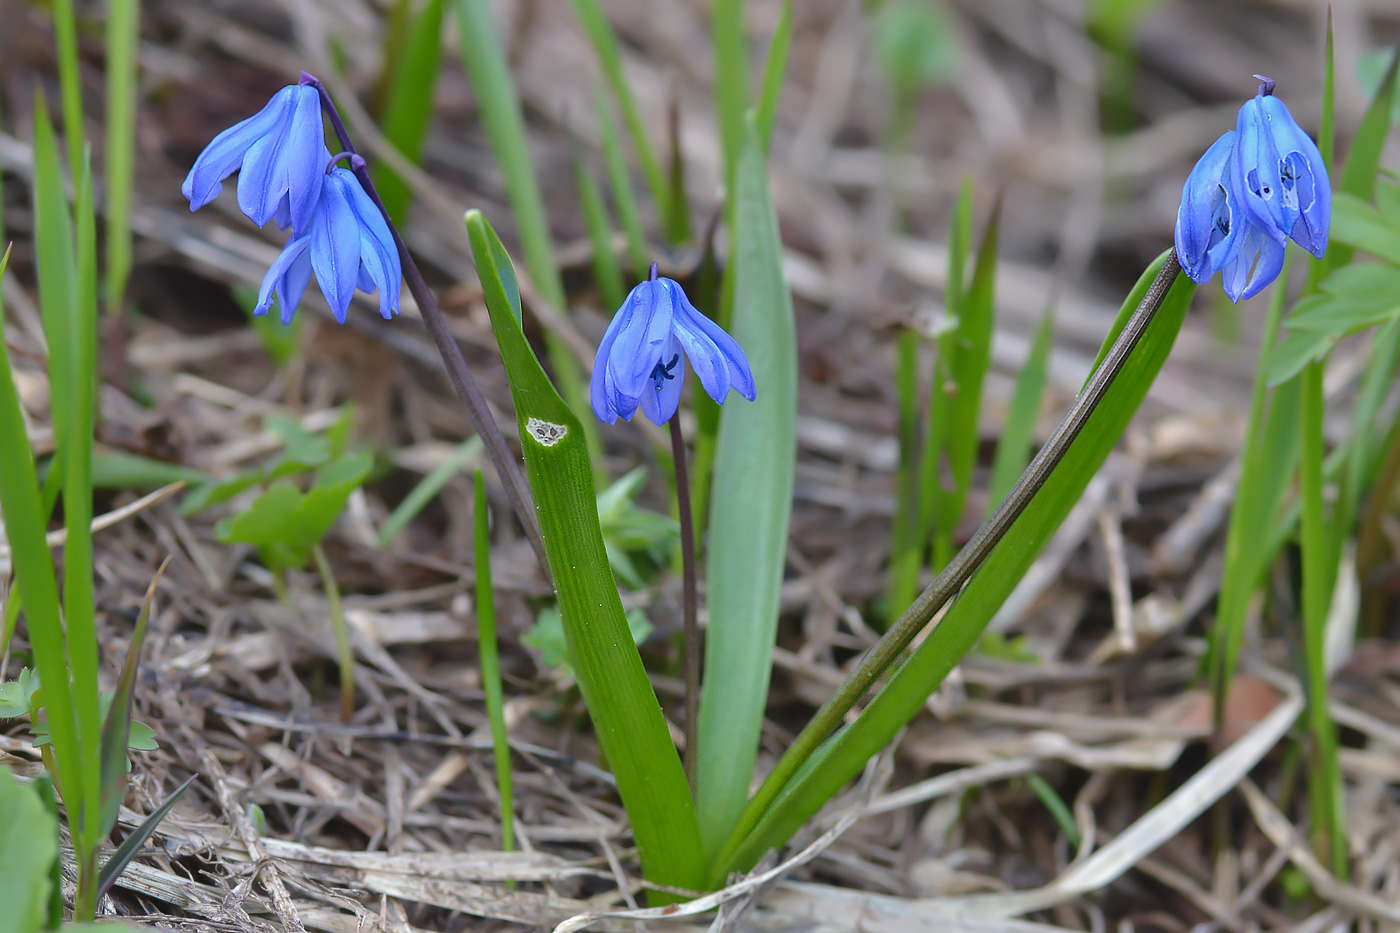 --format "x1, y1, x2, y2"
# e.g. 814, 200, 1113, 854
669, 414, 700, 792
